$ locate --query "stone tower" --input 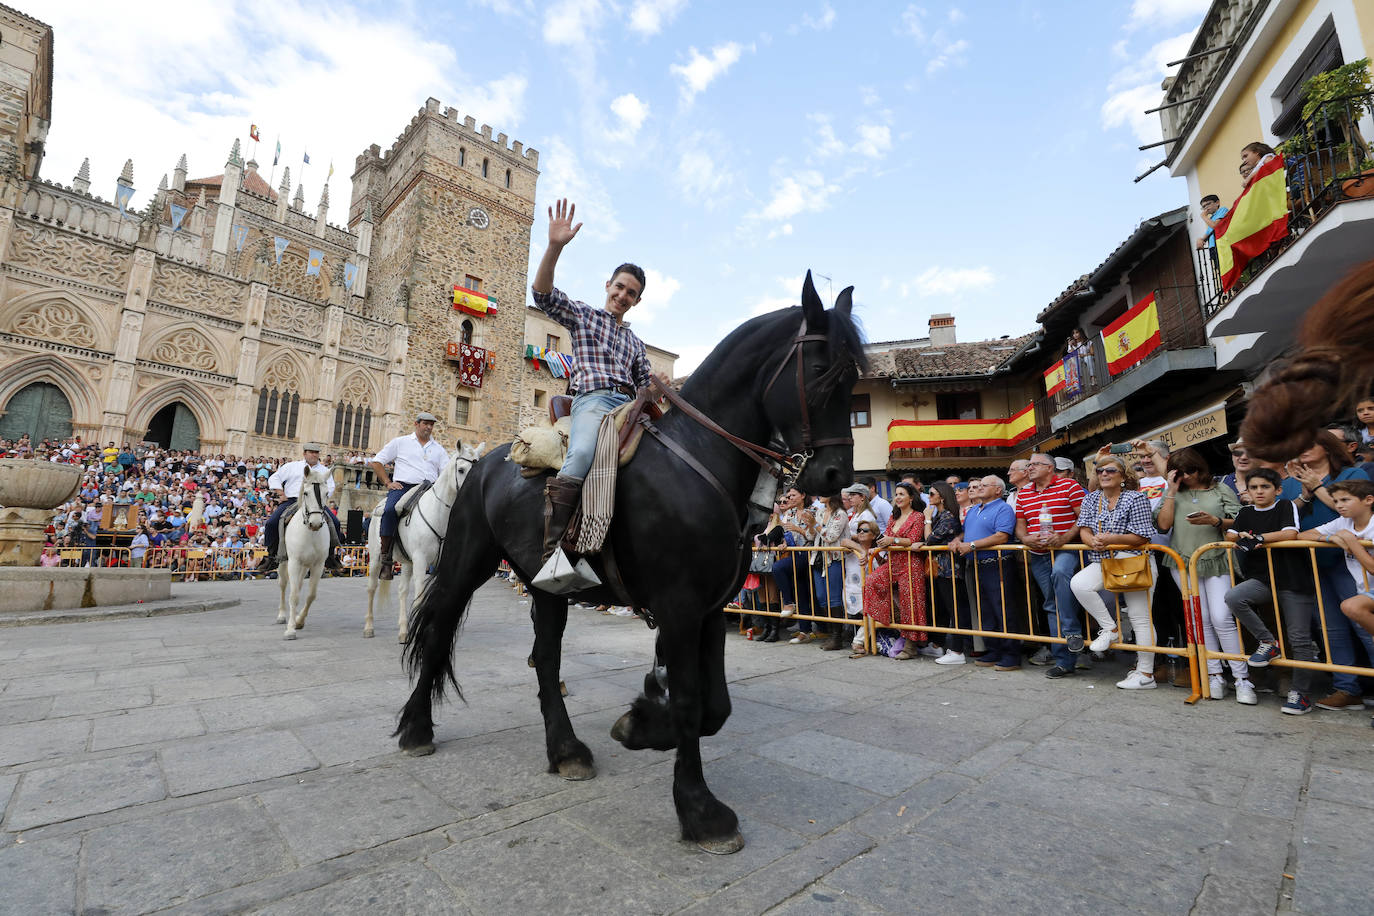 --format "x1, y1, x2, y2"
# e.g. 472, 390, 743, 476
349, 97, 539, 445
